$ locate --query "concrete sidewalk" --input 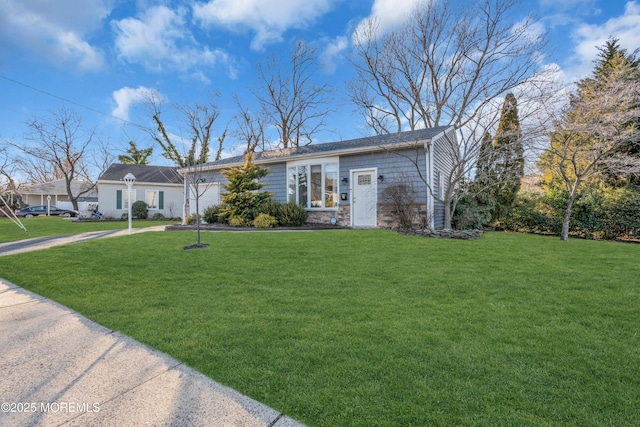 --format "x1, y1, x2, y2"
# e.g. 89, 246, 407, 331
0, 279, 303, 427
